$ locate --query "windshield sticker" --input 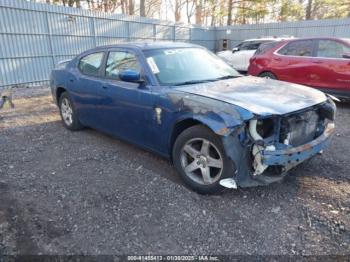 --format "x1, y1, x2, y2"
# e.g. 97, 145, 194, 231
164, 49, 186, 55
147, 57, 160, 74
